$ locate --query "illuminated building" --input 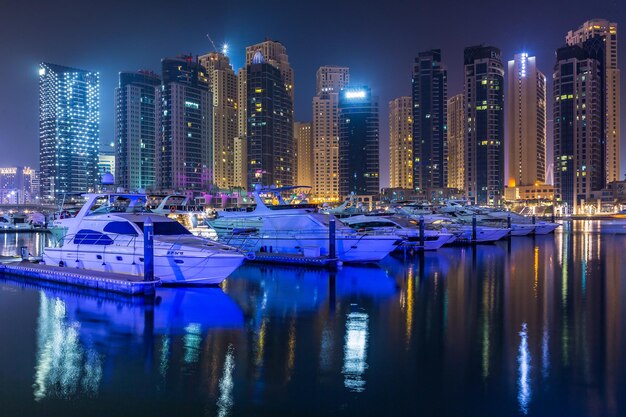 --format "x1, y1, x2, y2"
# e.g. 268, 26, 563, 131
339, 86, 379, 197
447, 93, 465, 190
294, 122, 313, 187
245, 39, 294, 100
313, 66, 350, 201
39, 63, 100, 202
246, 51, 294, 187
156, 56, 212, 191
97, 150, 115, 178
0, 167, 37, 204
506, 53, 547, 189
412, 49, 447, 191
553, 45, 603, 212
388, 96, 413, 189
566, 19, 620, 185
235, 67, 247, 189
198, 52, 238, 189
463, 46, 505, 205
114, 71, 160, 191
